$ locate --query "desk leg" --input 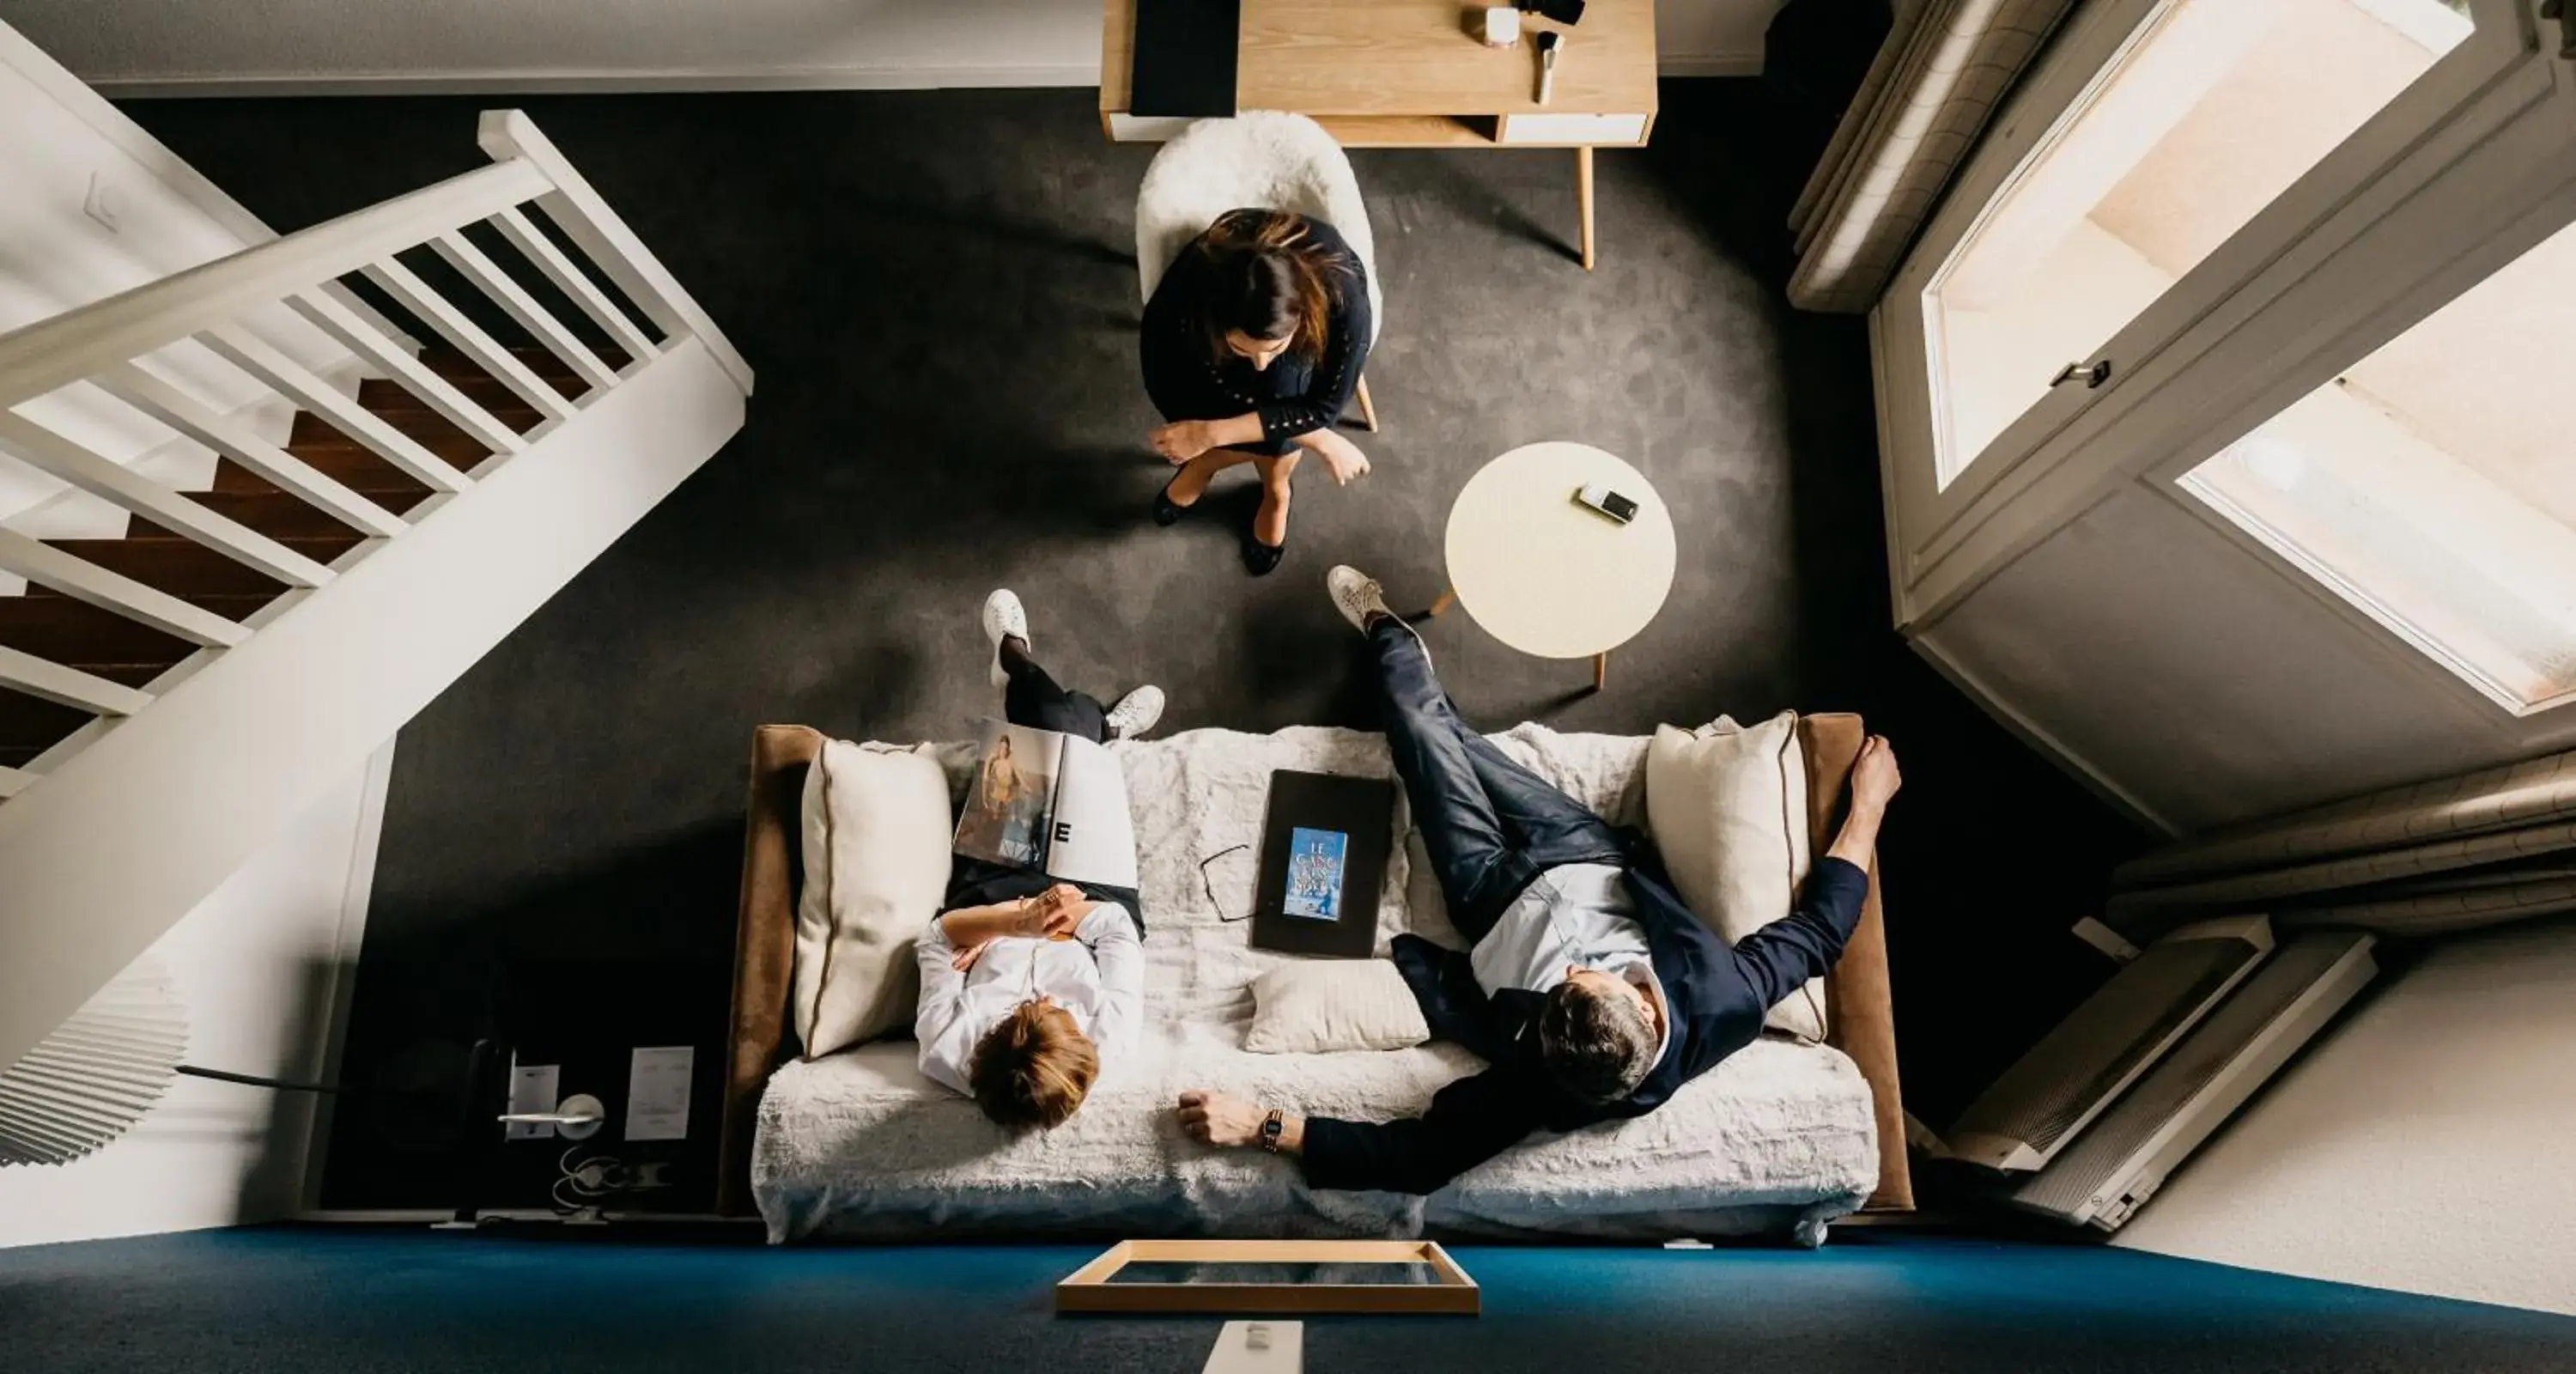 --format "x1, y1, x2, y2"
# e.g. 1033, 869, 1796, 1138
1592, 650, 1607, 691
1576, 147, 1596, 271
